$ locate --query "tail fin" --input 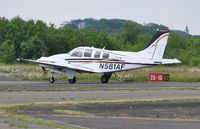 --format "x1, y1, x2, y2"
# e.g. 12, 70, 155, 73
138, 30, 170, 61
